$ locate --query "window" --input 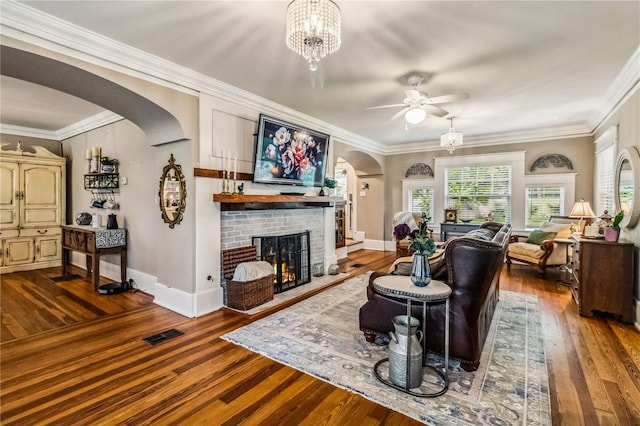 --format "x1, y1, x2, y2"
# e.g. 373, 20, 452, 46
445, 165, 512, 224
334, 167, 348, 200
595, 144, 615, 214
402, 179, 434, 223
408, 188, 434, 220
525, 186, 565, 228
